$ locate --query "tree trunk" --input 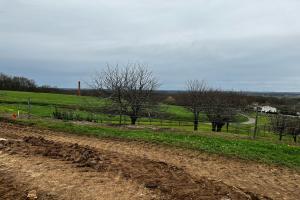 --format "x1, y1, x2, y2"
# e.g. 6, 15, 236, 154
130, 116, 138, 125
226, 122, 229, 132
193, 112, 199, 131
216, 122, 223, 132
211, 122, 216, 132
217, 126, 221, 132
279, 132, 283, 141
